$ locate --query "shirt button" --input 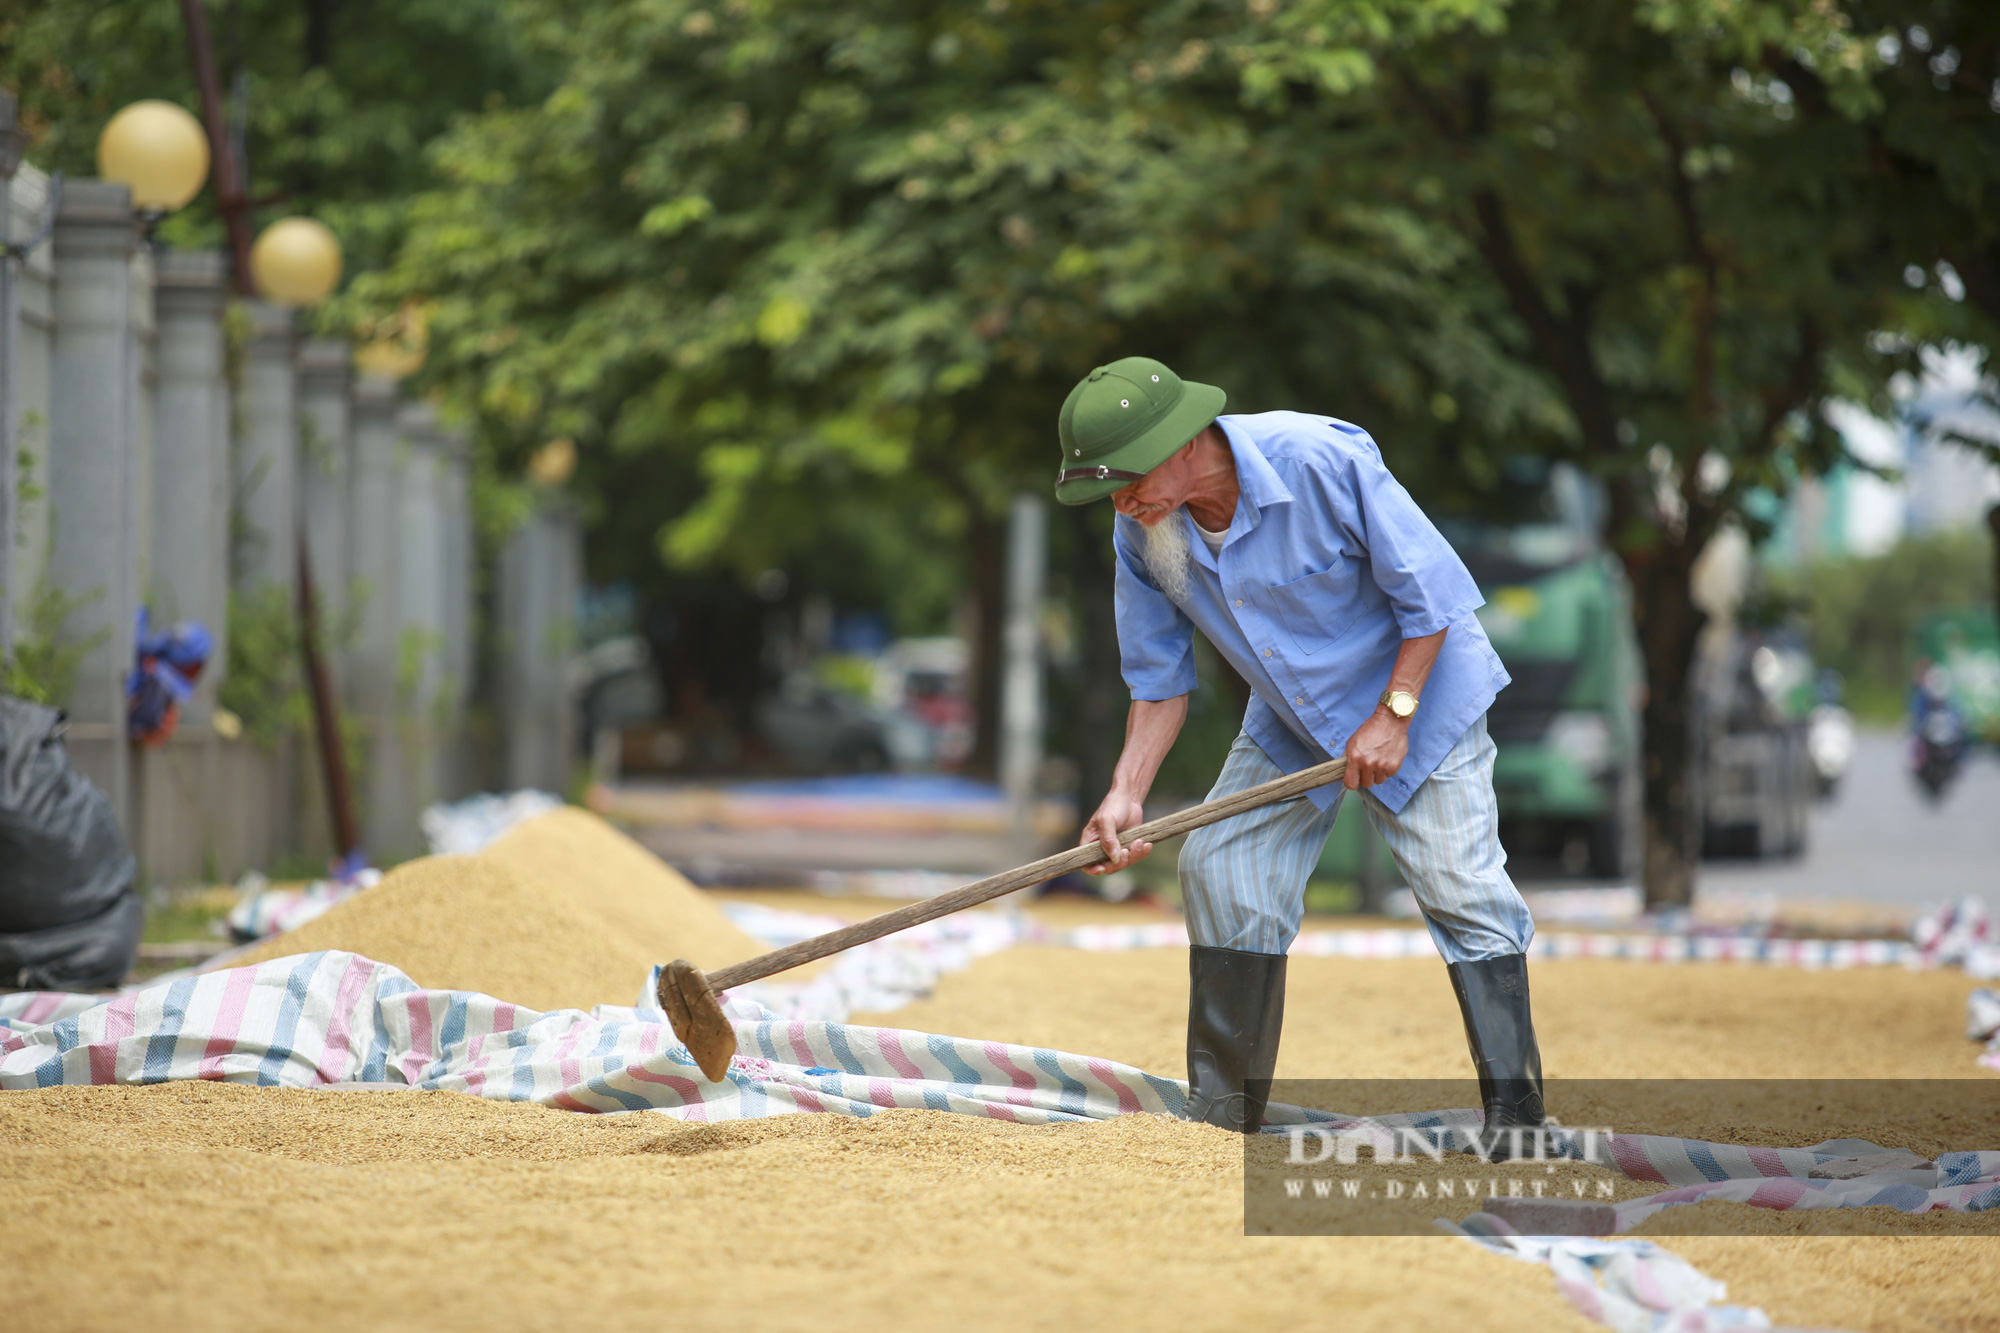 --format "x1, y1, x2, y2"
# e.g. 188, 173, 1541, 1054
1233, 598, 1243, 607
1295, 696, 1305, 706
1263, 648, 1272, 658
